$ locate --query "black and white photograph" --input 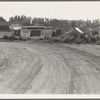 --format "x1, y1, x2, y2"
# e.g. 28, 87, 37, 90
0, 1, 100, 98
